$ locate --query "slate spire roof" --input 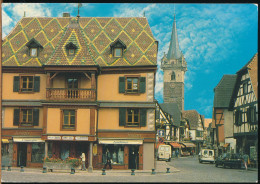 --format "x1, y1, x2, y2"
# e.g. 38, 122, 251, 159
166, 14, 183, 61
